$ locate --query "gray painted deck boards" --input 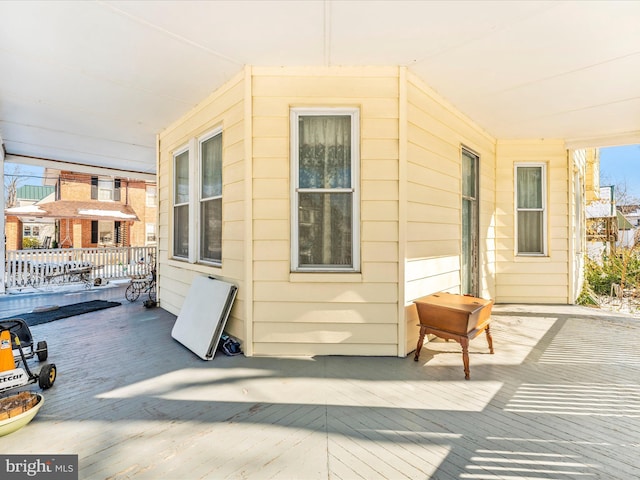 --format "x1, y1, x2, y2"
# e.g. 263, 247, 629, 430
1, 286, 638, 479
